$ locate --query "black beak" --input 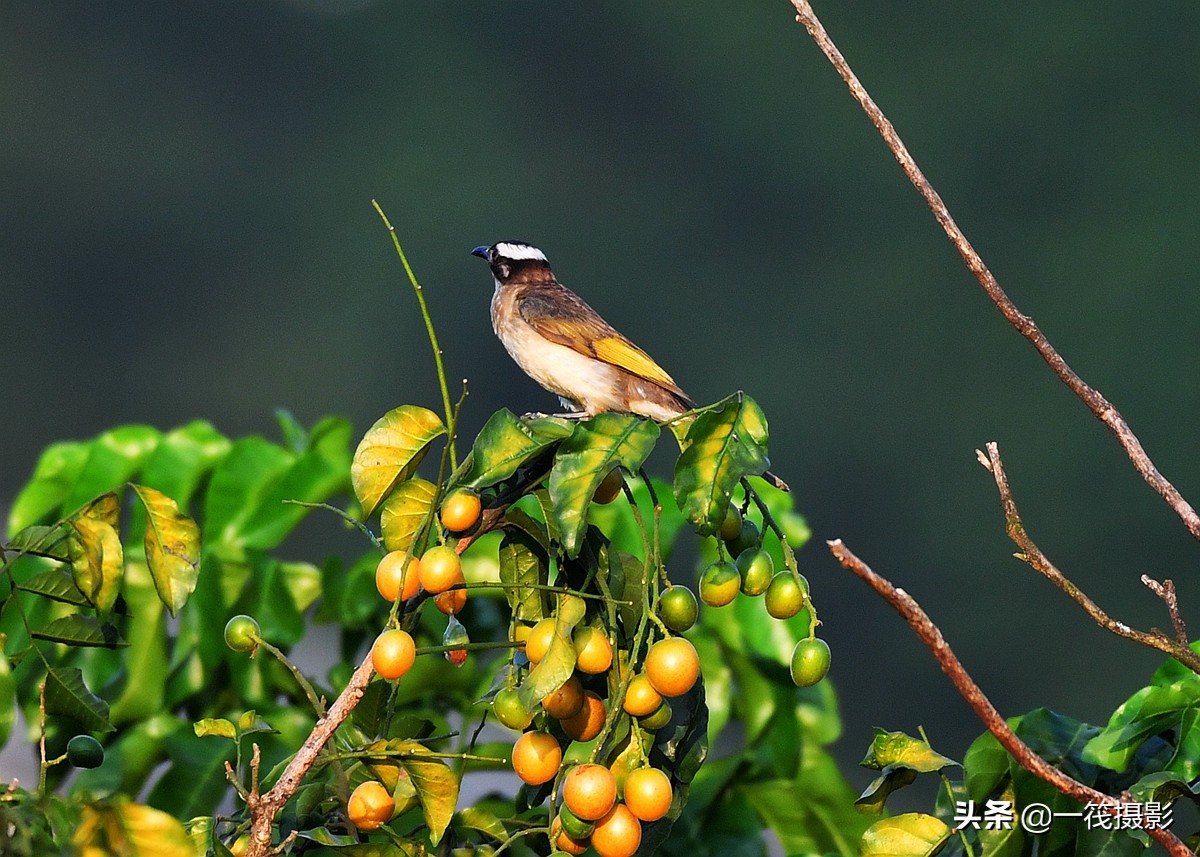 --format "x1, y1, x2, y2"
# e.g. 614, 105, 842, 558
471, 245, 490, 260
